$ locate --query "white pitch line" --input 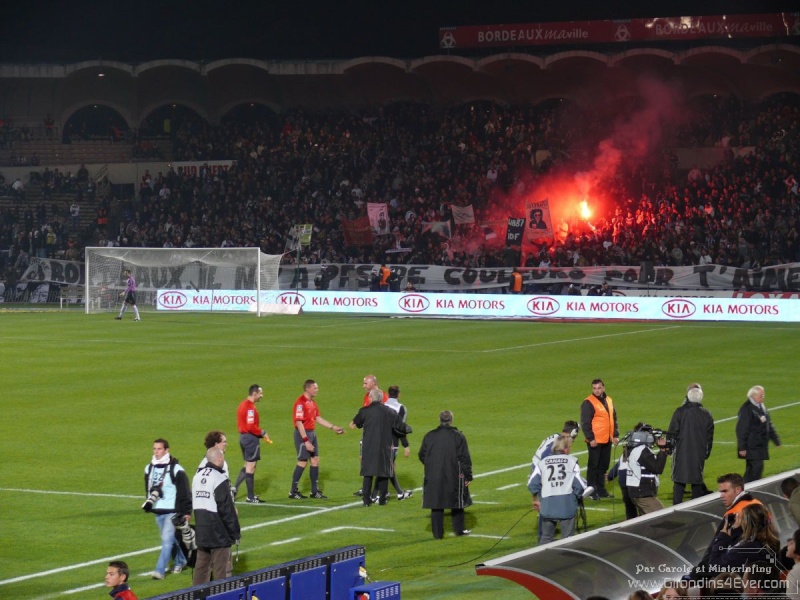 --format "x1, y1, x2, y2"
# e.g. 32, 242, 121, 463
497, 483, 523, 490
0, 488, 141, 499
270, 537, 301, 546
482, 325, 681, 353
715, 400, 800, 423
321, 526, 395, 533
62, 582, 105, 595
